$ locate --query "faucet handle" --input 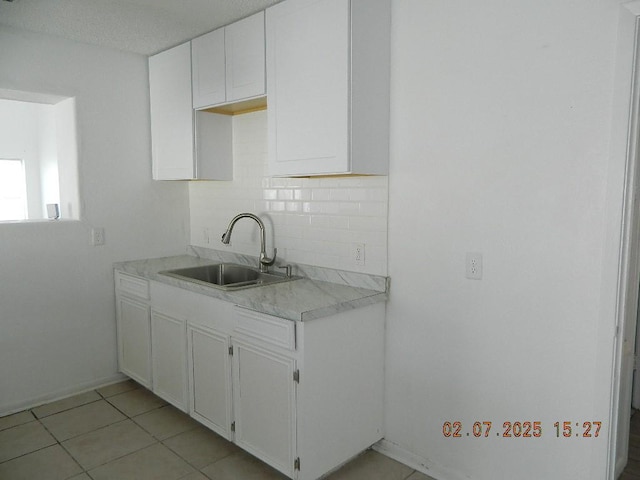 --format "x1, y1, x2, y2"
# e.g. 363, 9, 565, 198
278, 264, 293, 278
